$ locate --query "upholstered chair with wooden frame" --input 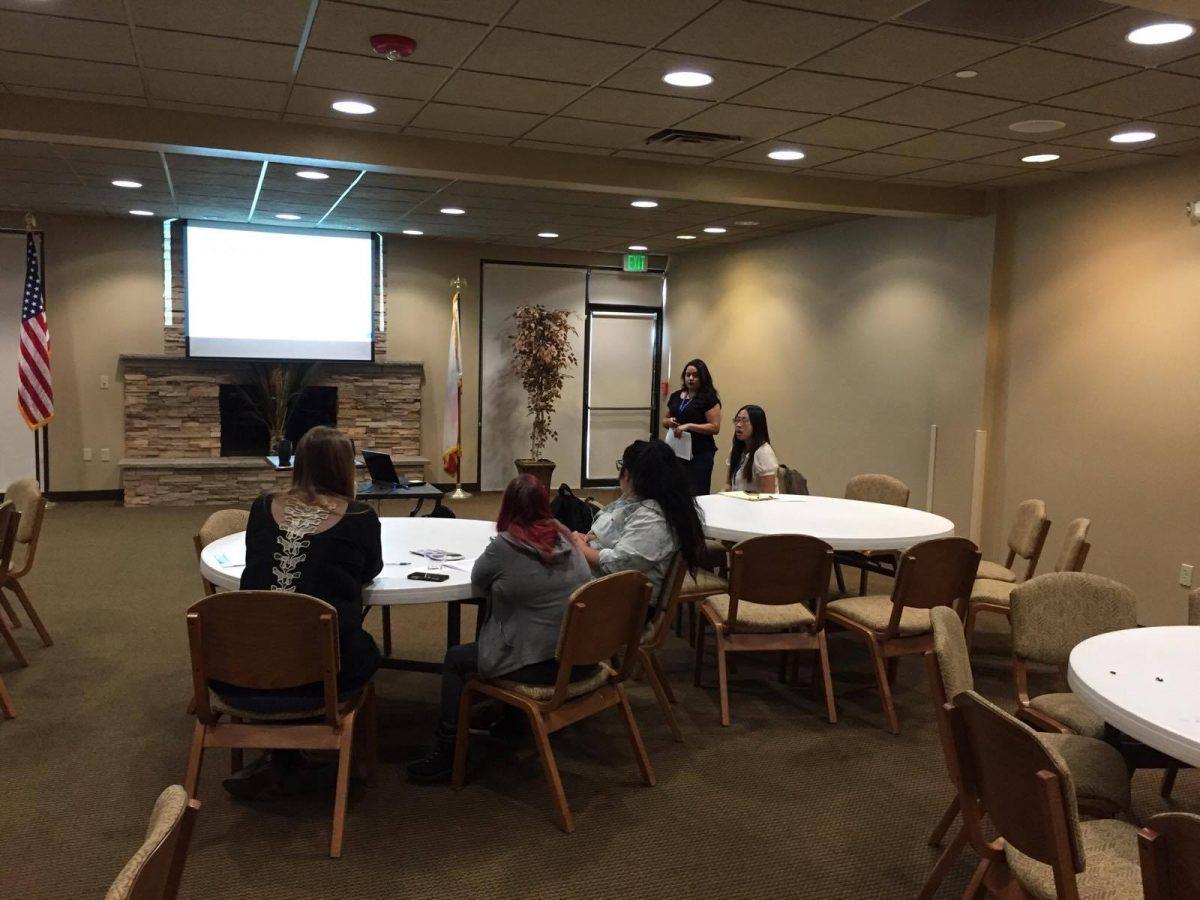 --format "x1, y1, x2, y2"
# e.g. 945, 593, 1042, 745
637, 552, 689, 742
1158, 589, 1200, 799
918, 607, 1131, 900
947, 690, 1143, 900
1, 480, 53, 647
966, 517, 1091, 649
192, 508, 250, 596
1010, 573, 1137, 739
824, 536, 980, 734
693, 534, 837, 727
452, 570, 655, 834
833, 473, 911, 596
0, 503, 29, 669
674, 548, 730, 644
184, 591, 377, 858
104, 786, 200, 900
1139, 812, 1200, 900
977, 498, 1052, 583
